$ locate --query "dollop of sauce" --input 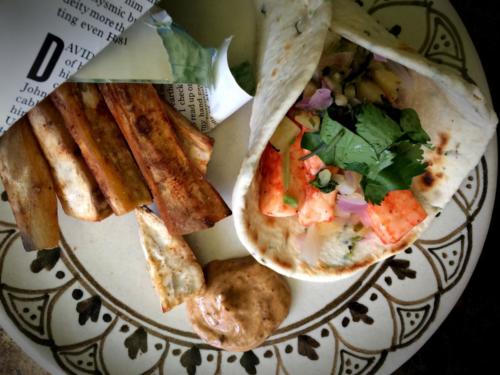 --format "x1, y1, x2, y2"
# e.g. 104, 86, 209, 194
186, 256, 291, 352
